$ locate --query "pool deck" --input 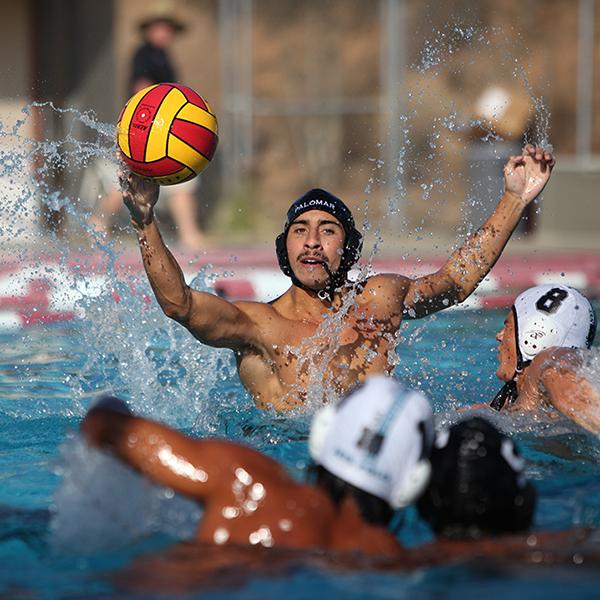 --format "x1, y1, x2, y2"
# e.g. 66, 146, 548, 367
0, 235, 598, 328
